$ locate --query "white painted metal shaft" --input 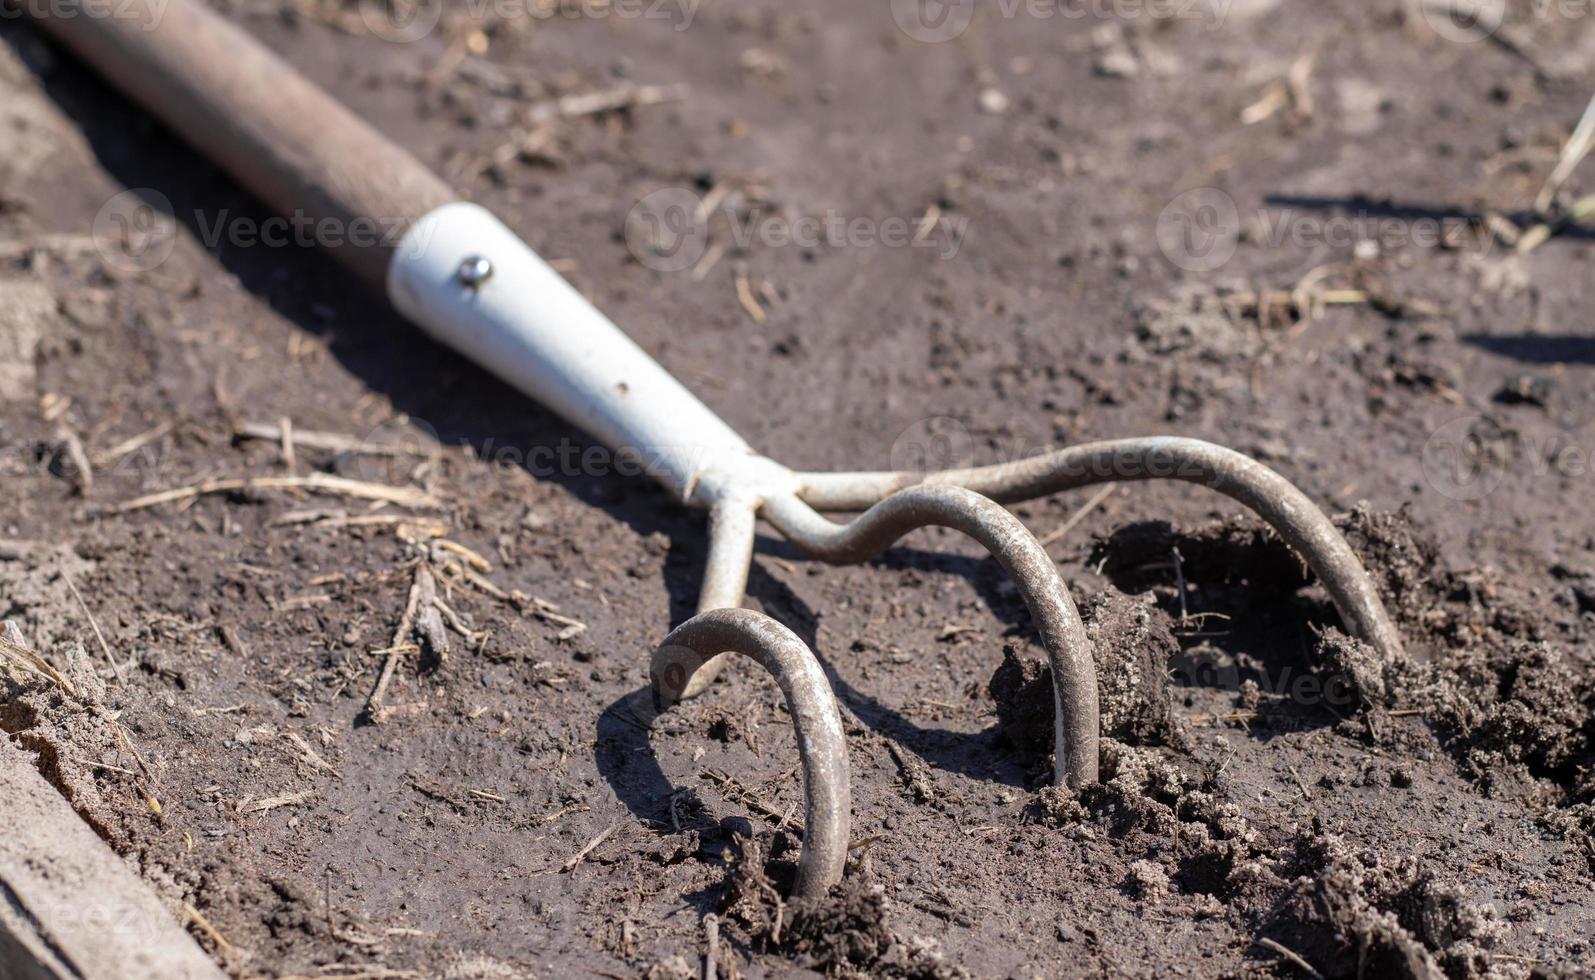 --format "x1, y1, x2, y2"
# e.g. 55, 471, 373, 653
387, 202, 761, 502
